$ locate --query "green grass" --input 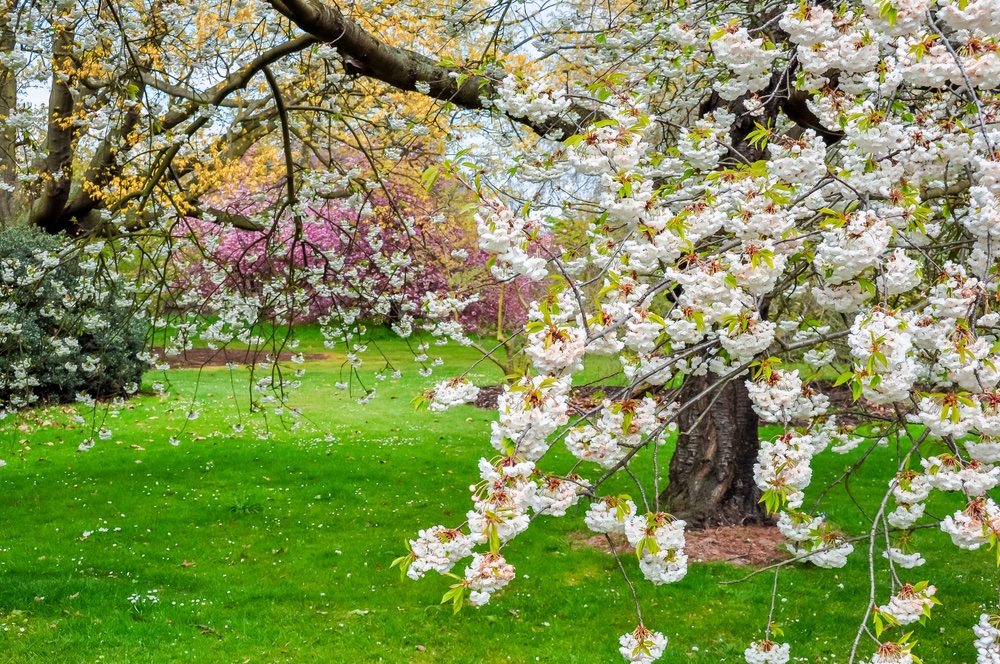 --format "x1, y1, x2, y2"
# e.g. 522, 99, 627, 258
0, 338, 995, 662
